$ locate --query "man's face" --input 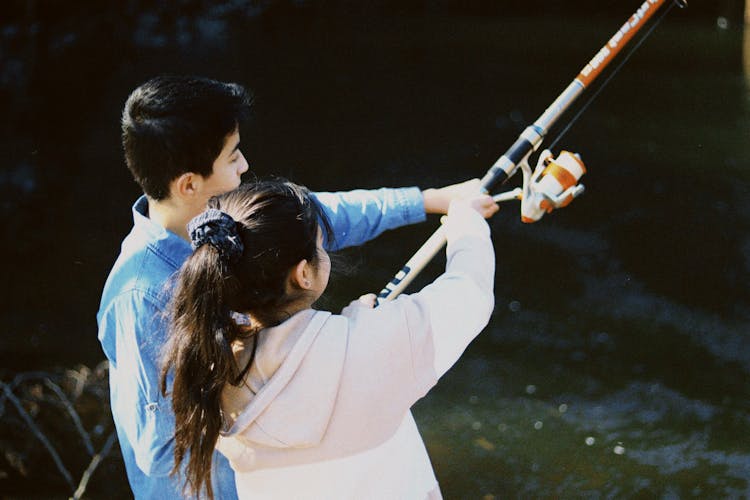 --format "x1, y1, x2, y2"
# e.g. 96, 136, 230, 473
200, 128, 249, 199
